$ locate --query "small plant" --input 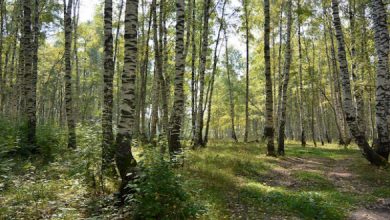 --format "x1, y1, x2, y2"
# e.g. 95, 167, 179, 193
127, 147, 205, 220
